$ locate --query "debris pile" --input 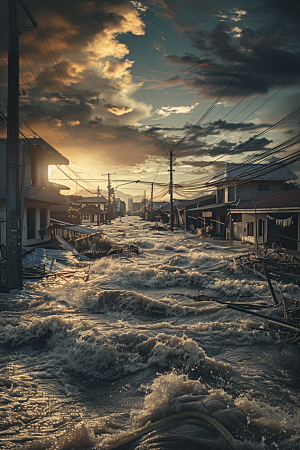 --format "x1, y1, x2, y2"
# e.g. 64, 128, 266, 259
234, 247, 300, 285
81, 234, 141, 259
22, 264, 47, 279
234, 247, 300, 347
281, 296, 300, 347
